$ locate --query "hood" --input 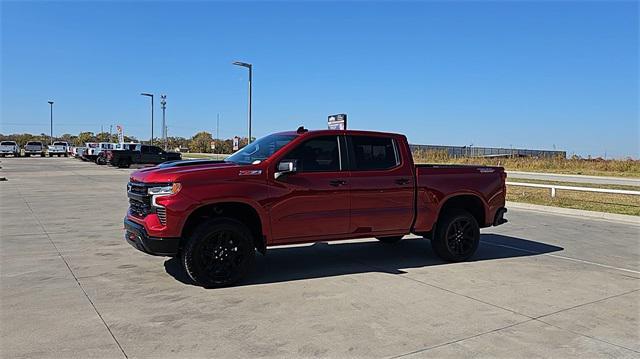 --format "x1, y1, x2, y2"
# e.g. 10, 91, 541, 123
130, 159, 244, 183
